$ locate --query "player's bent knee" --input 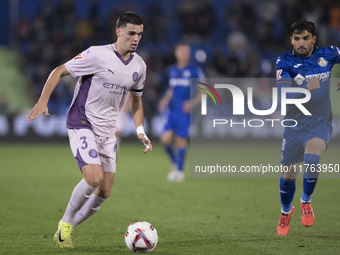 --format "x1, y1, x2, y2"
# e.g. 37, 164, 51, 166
282, 173, 297, 182
160, 131, 173, 145
87, 176, 104, 188
97, 188, 111, 199
283, 177, 296, 182
281, 164, 299, 182
83, 165, 104, 188
175, 136, 187, 148
282, 172, 297, 182
160, 135, 171, 145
